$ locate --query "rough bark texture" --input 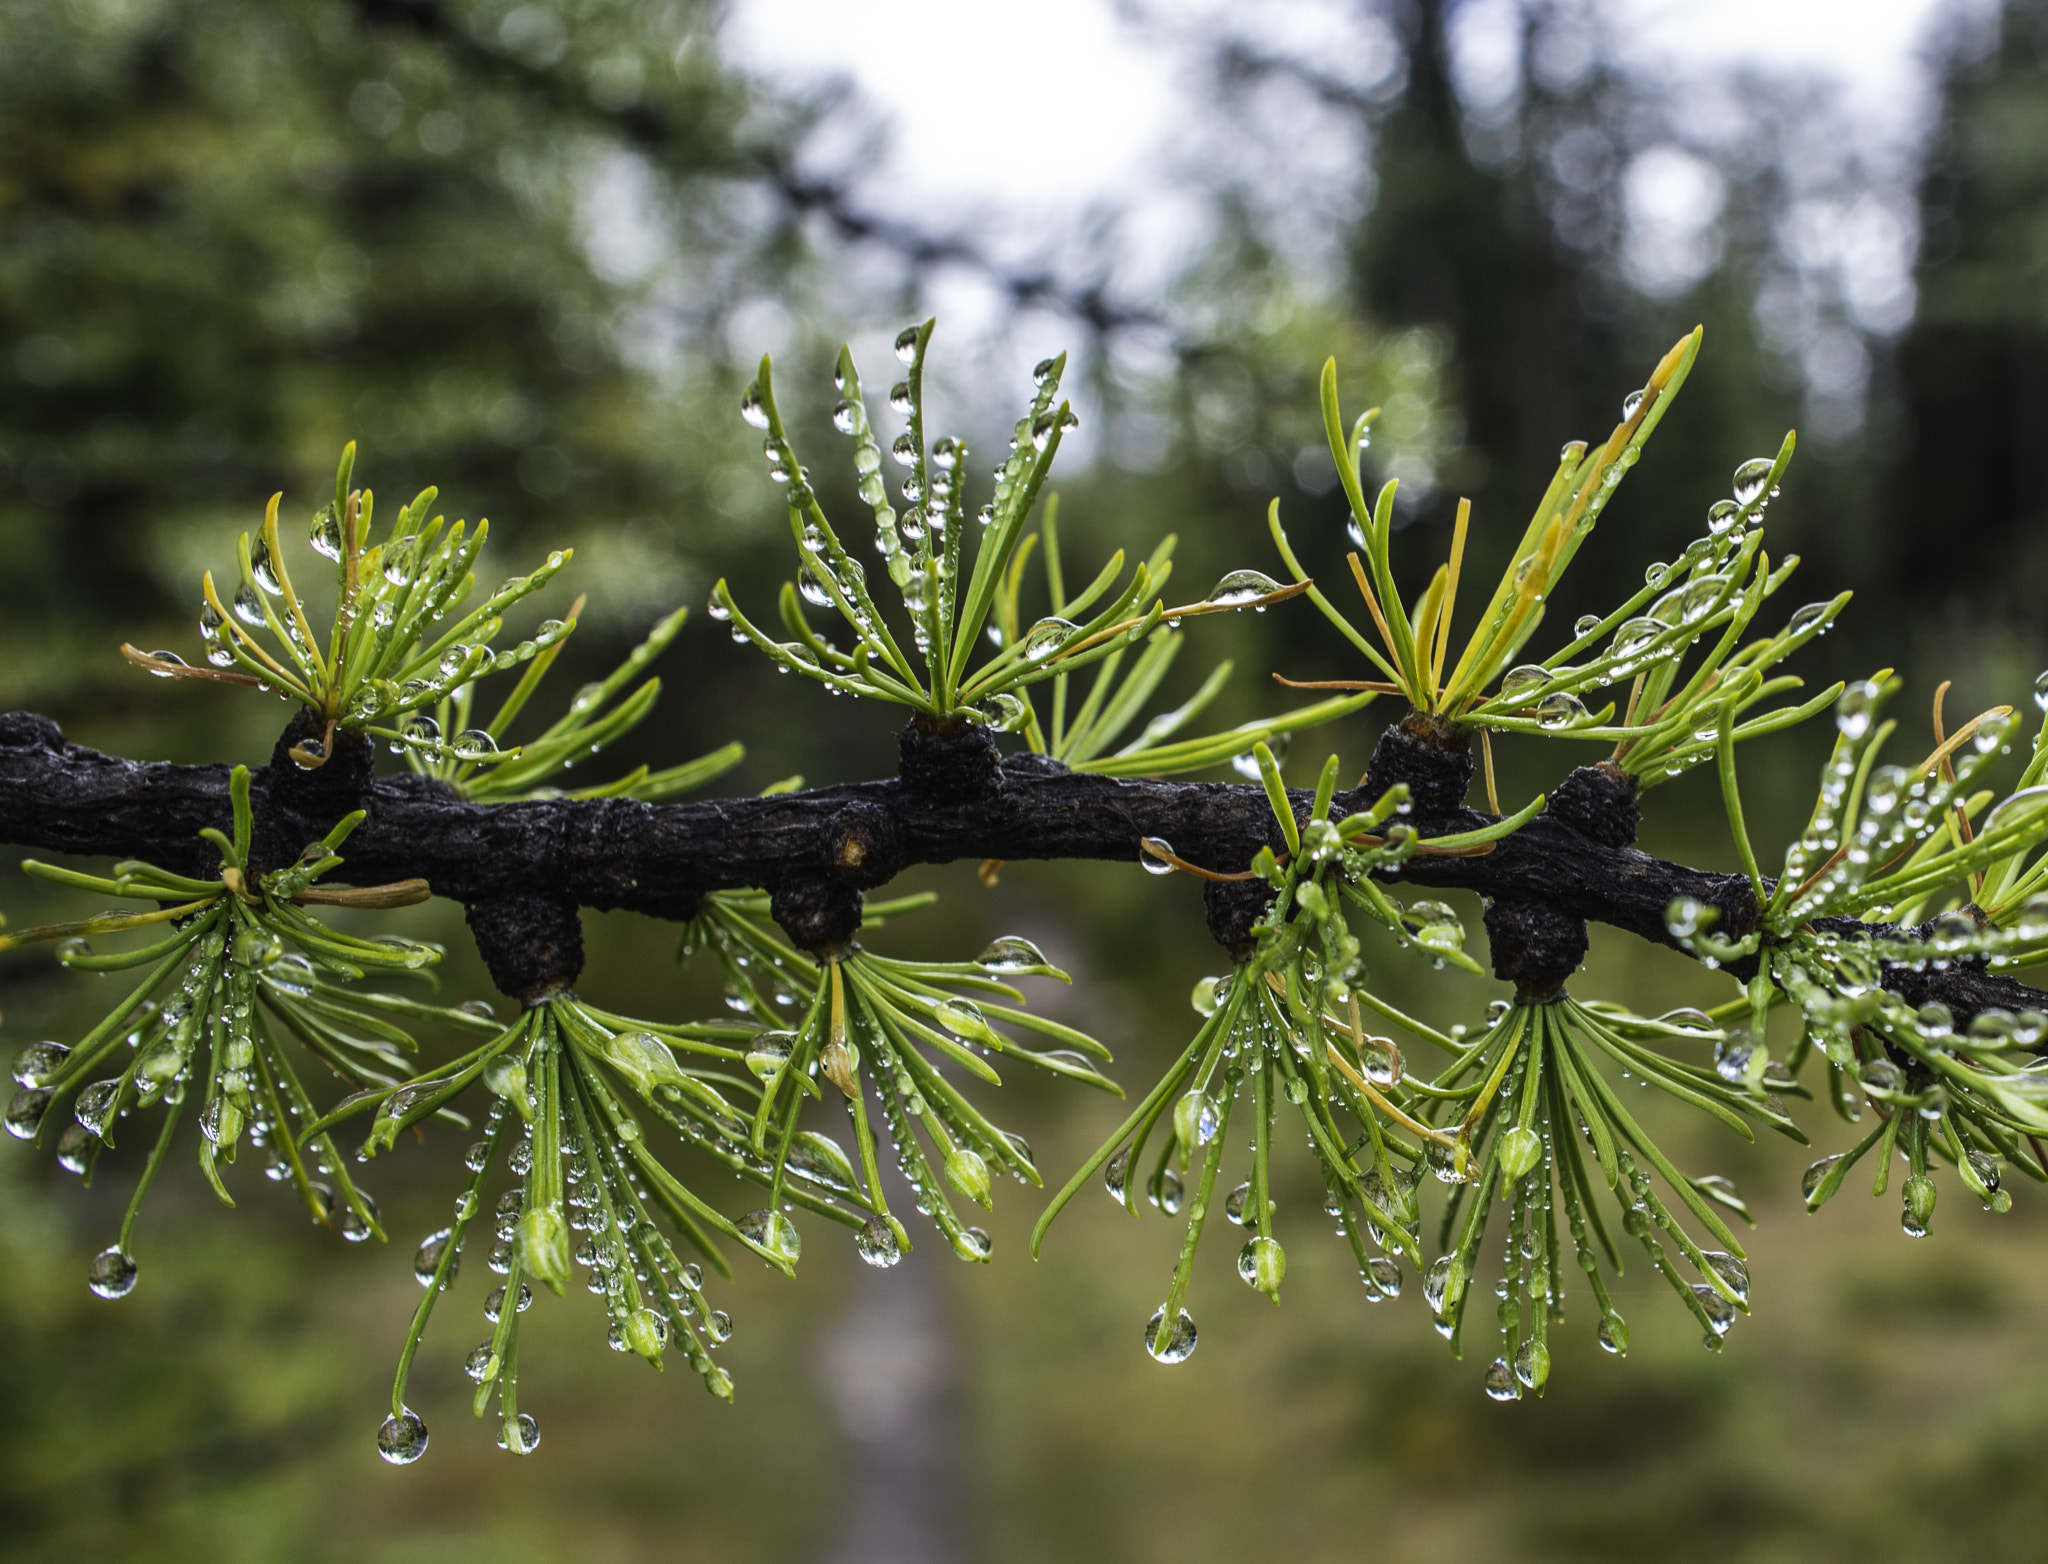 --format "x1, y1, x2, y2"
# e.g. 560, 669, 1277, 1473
3, 708, 2045, 1020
